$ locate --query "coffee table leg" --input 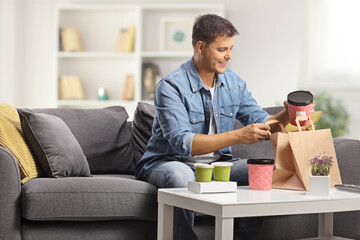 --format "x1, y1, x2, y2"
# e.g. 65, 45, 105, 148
318, 212, 333, 237
158, 203, 174, 240
215, 217, 234, 240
